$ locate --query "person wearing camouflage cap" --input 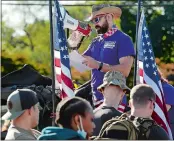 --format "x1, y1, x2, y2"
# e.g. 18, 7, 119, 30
82, 3, 135, 108
93, 71, 130, 136
2, 89, 42, 140
97, 71, 130, 93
